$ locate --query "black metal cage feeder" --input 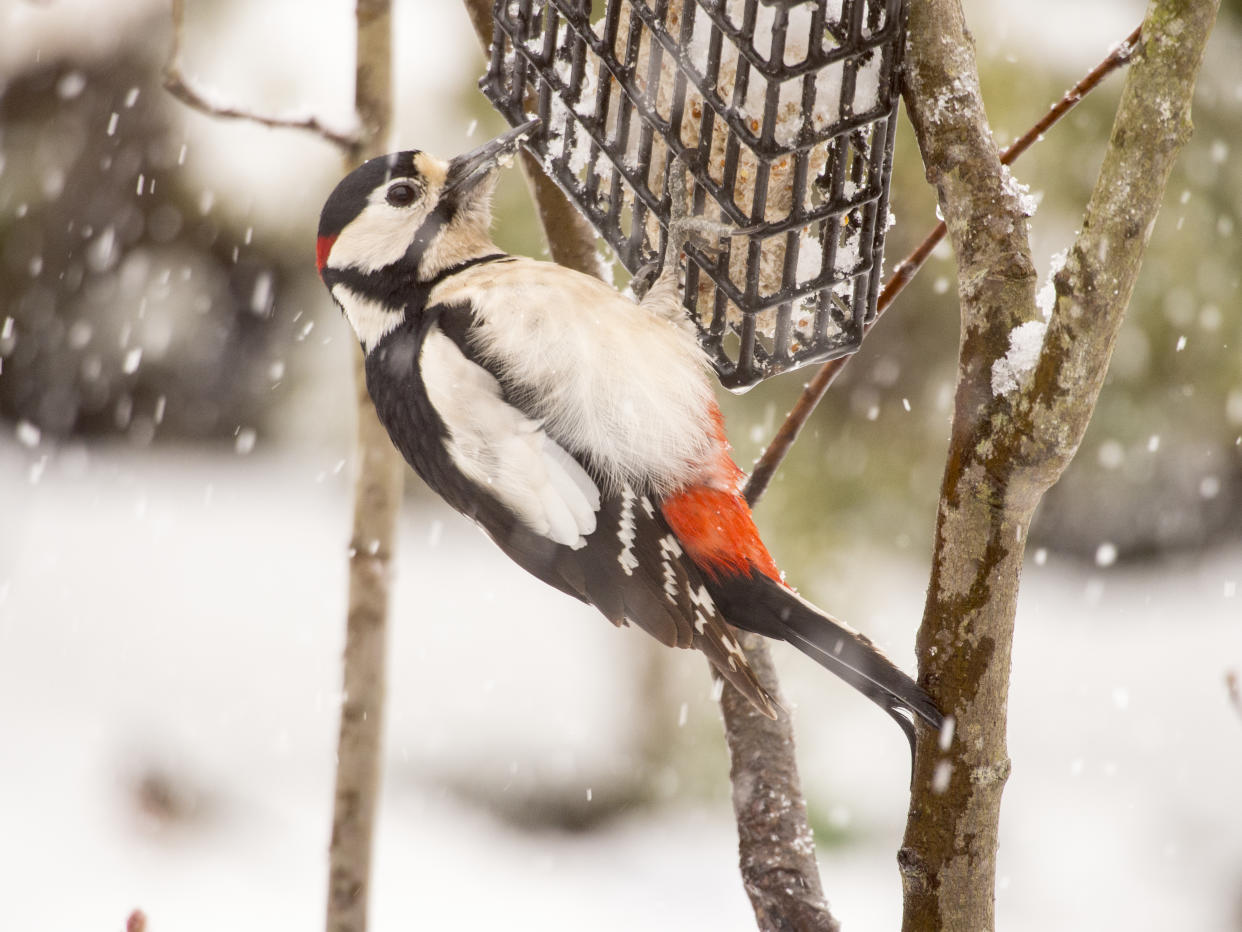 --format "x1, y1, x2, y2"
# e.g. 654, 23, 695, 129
482, 0, 909, 390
